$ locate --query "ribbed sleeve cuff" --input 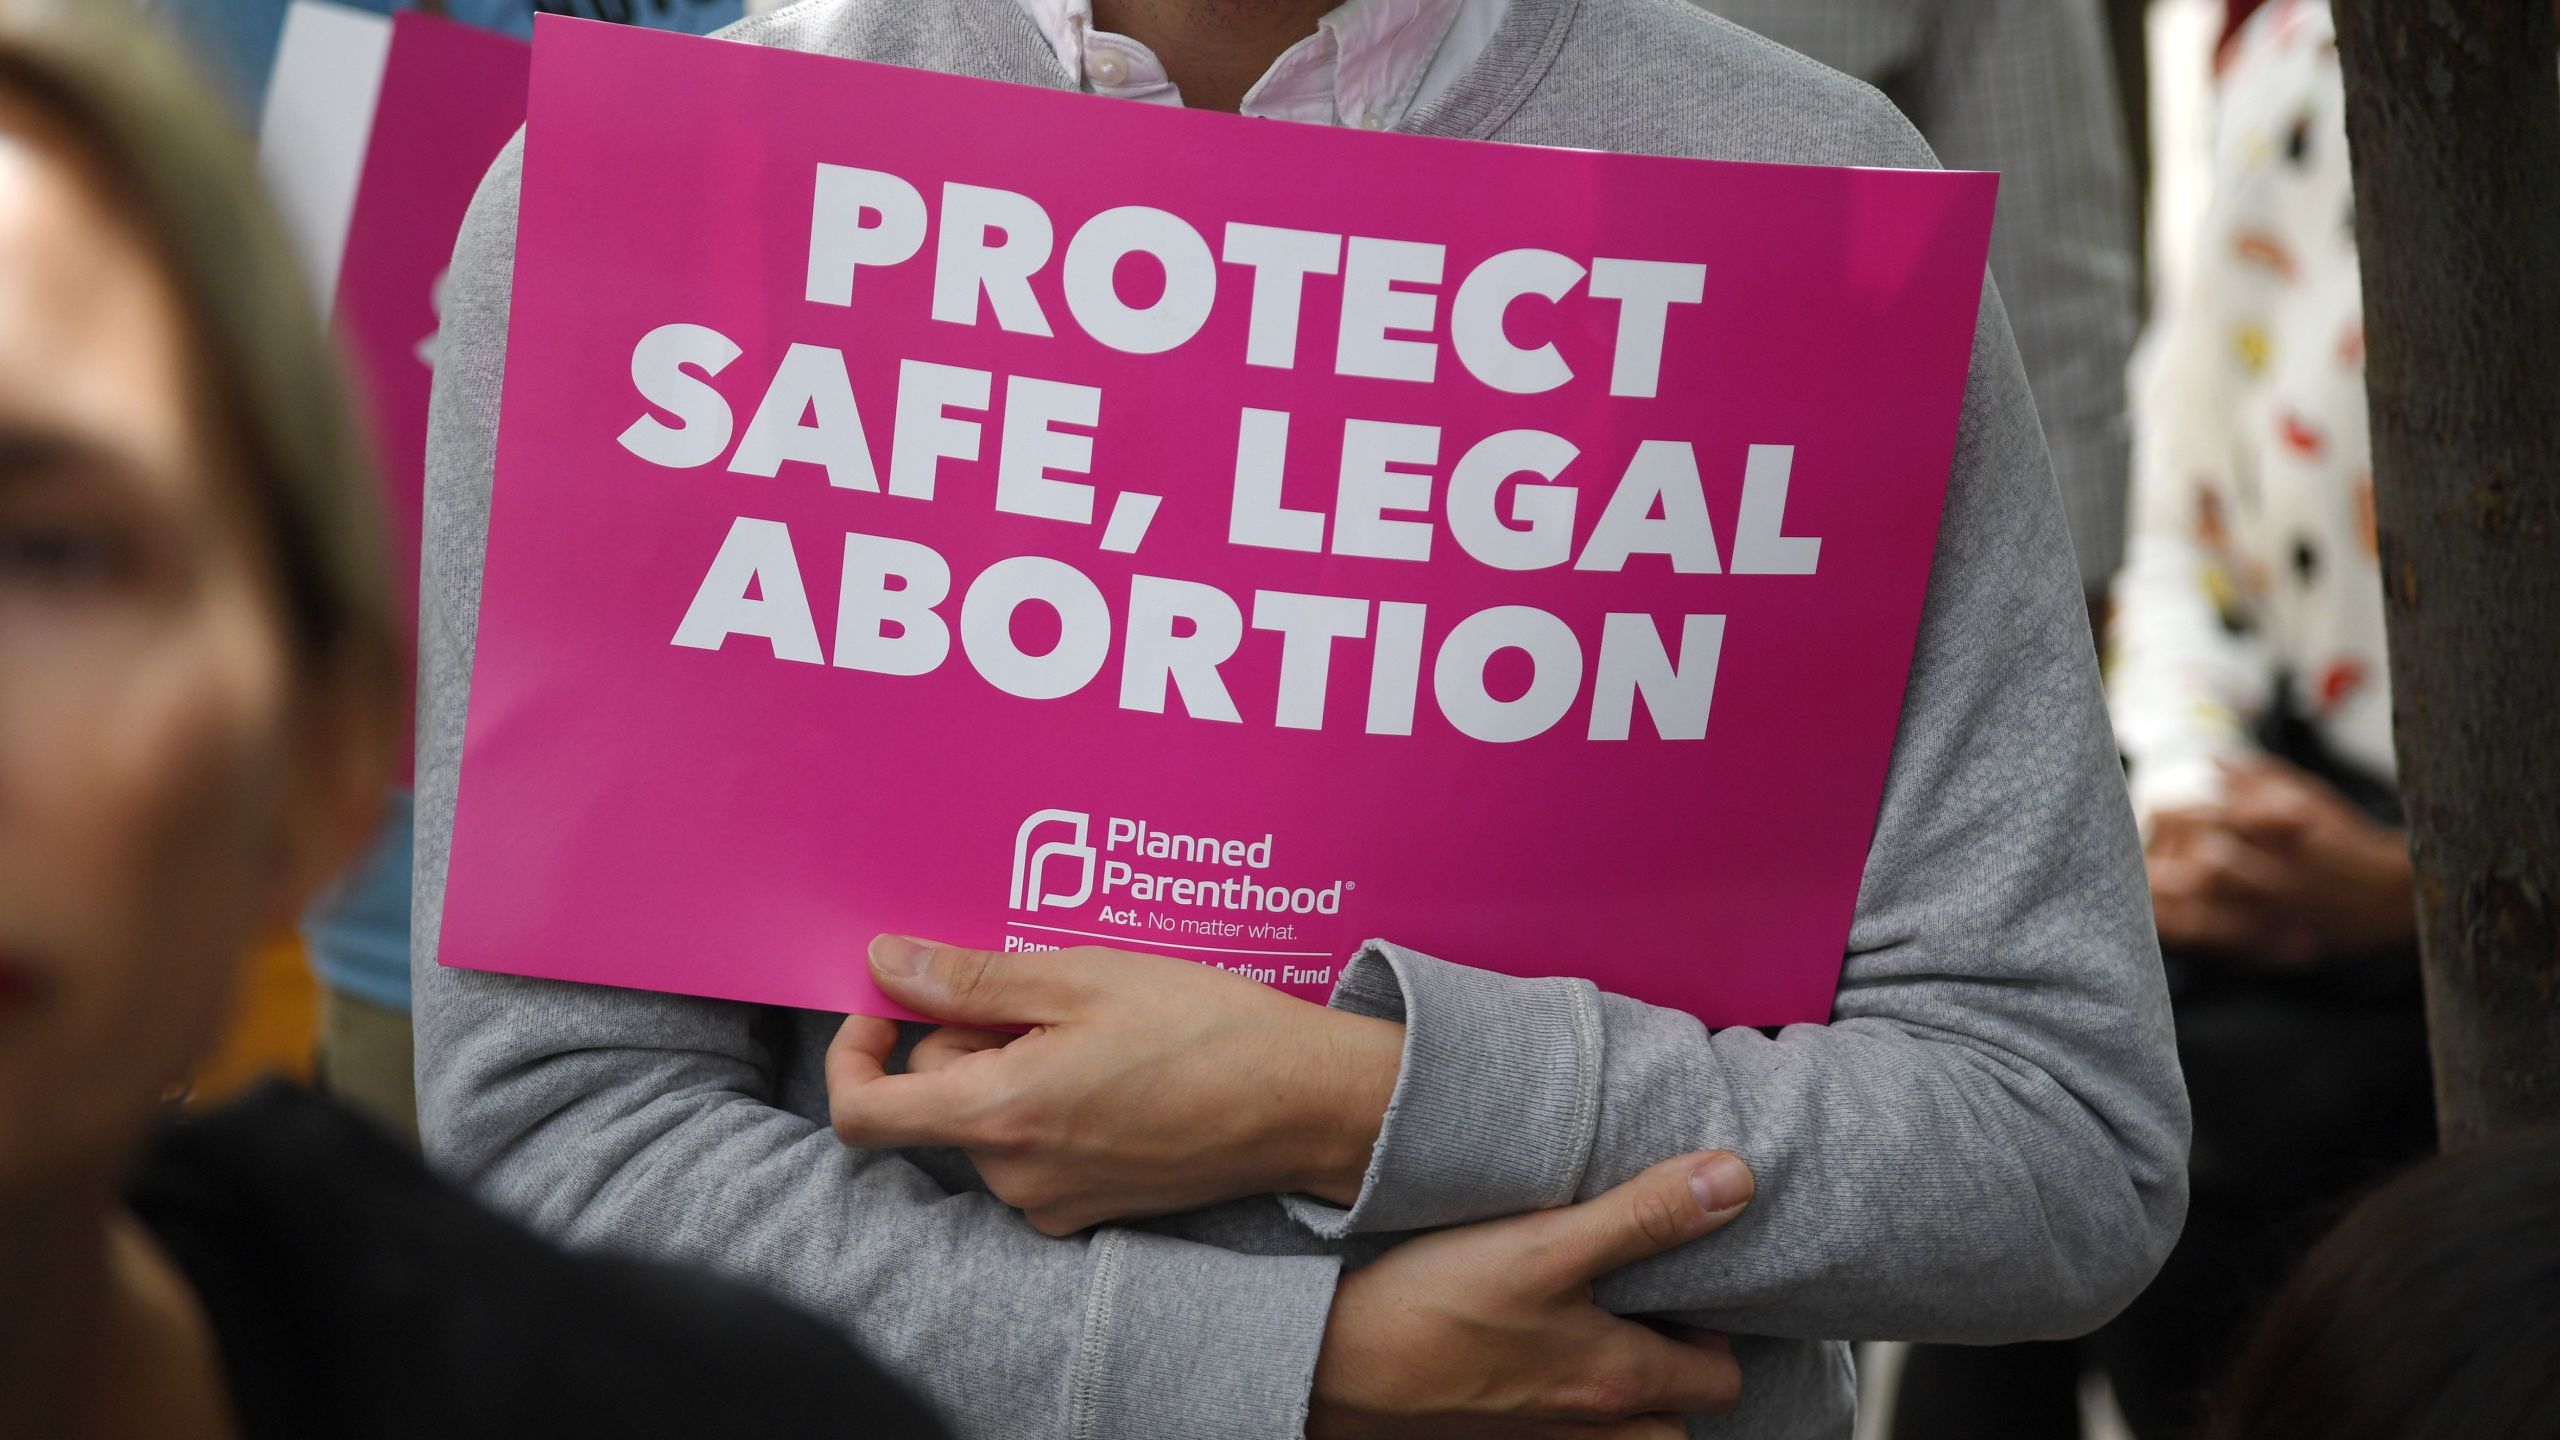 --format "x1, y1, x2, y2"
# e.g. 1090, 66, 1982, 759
1282, 940, 1603, 1238
1067, 1230, 1339, 1440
